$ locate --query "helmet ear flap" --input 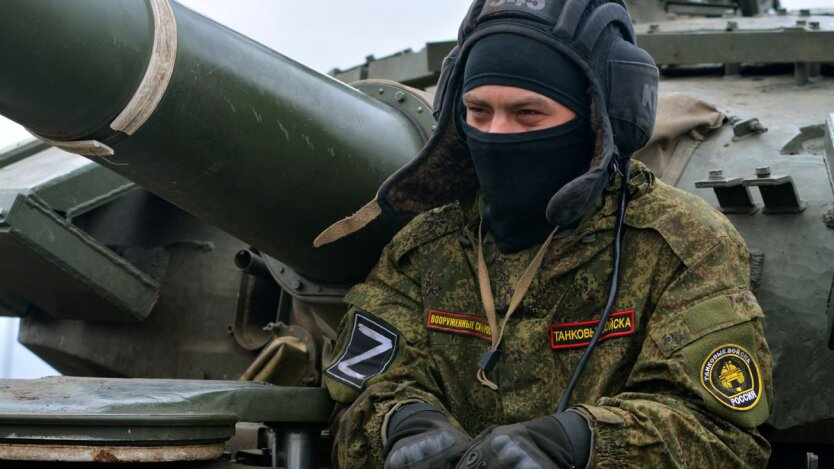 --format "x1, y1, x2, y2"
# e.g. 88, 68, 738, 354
574, 3, 636, 54
606, 39, 659, 154
432, 45, 461, 120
